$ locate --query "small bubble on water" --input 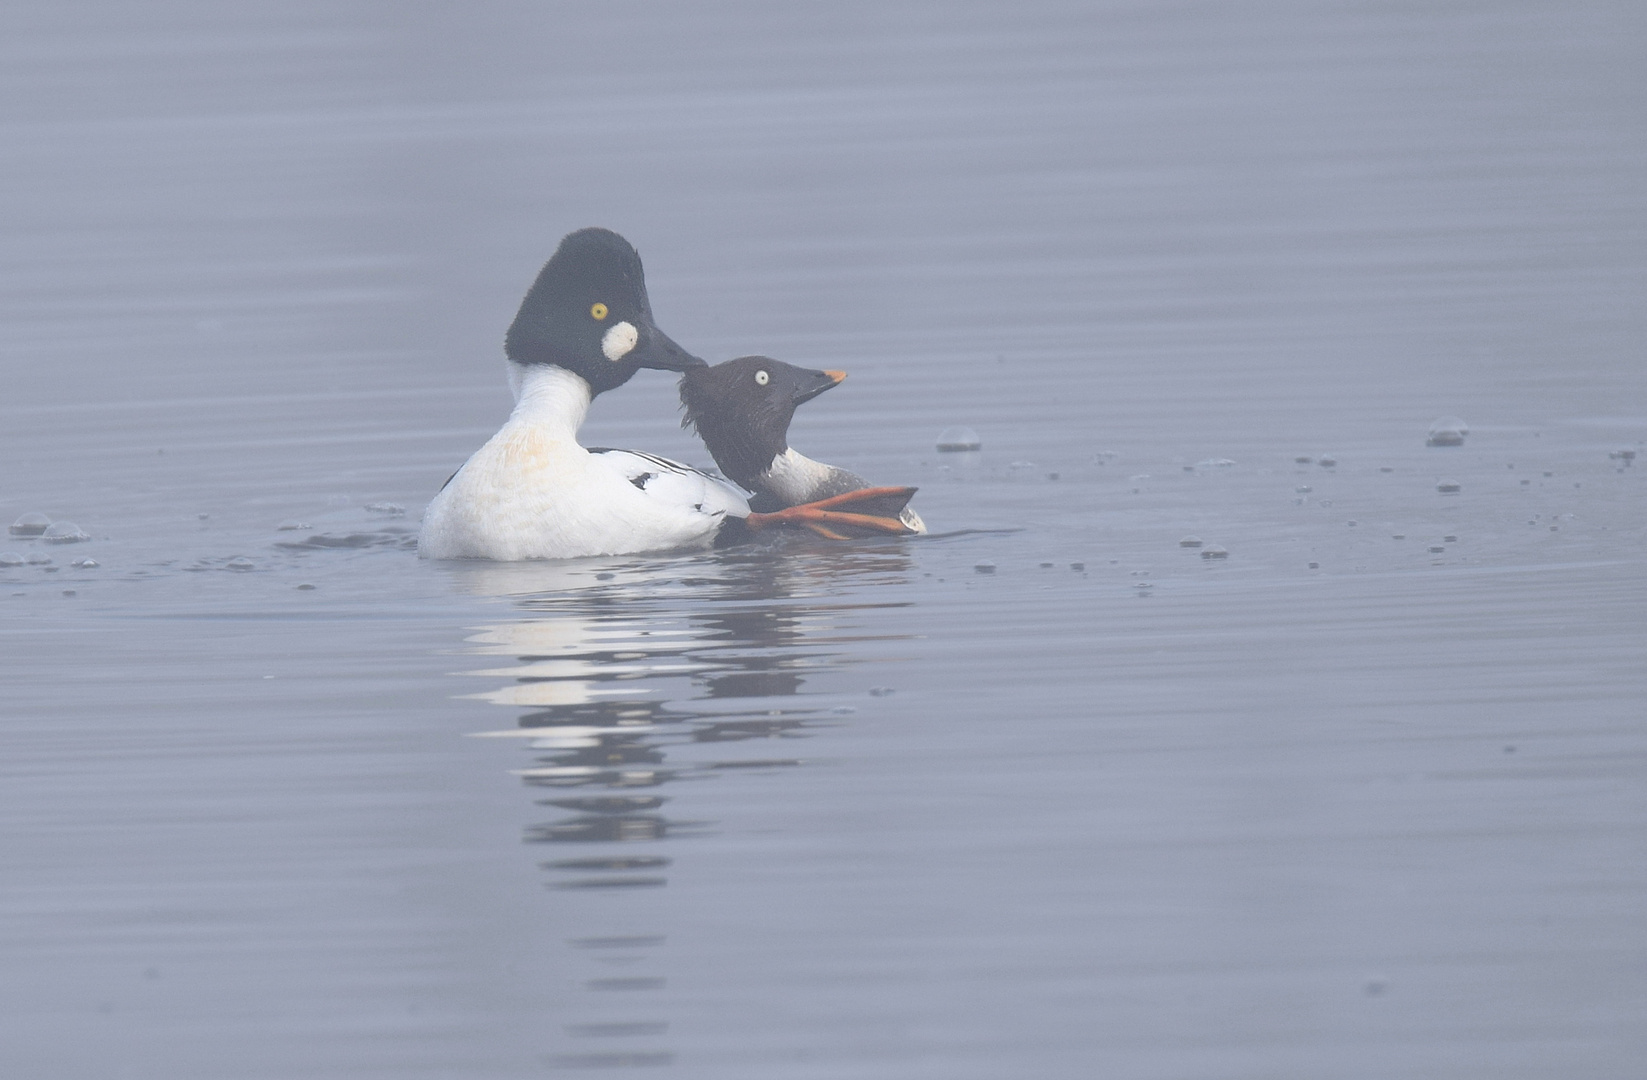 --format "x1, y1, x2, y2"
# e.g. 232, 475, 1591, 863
1201, 546, 1229, 559
197, 513, 209, 520
296, 583, 316, 590
1436, 479, 1461, 494
868, 687, 895, 697
365, 502, 406, 516
0, 552, 24, 566
829, 705, 857, 715
1196, 458, 1236, 469
1429, 546, 1445, 553
595, 572, 615, 580
9, 512, 50, 537
275, 520, 311, 531
225, 557, 255, 571
1426, 416, 1468, 446
1295, 485, 1312, 493
1308, 561, 1320, 569
1039, 561, 1054, 568
1070, 562, 1085, 571
1295, 456, 1313, 464
1318, 456, 1338, 468
1392, 534, 1405, 540
26, 553, 52, 565
41, 521, 91, 544
1179, 536, 1203, 548
935, 426, 981, 452
61, 589, 76, 597
1608, 447, 1635, 464
70, 558, 98, 568
1443, 535, 1457, 543
974, 561, 996, 574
